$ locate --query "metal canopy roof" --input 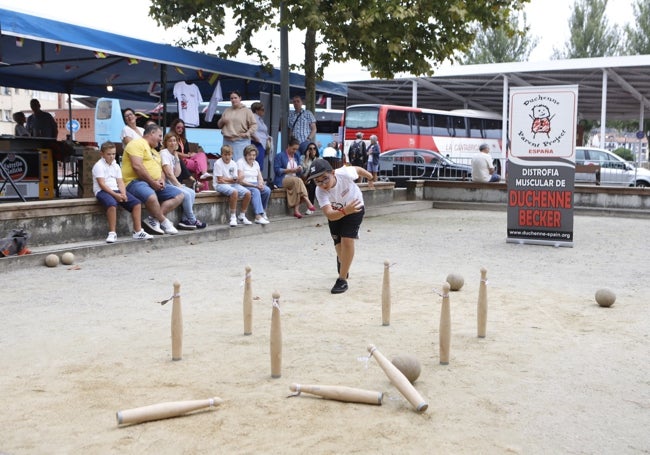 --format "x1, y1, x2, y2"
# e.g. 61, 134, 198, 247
335, 55, 650, 122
